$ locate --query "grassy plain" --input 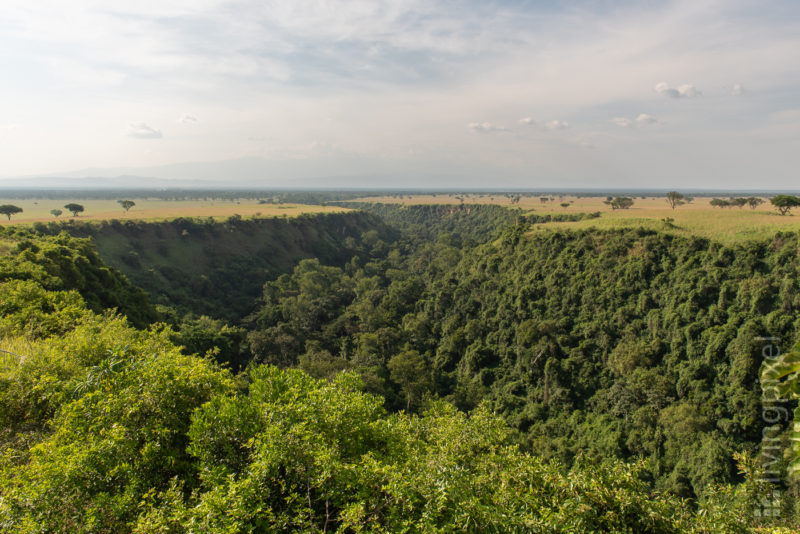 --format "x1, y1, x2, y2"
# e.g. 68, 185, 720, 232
0, 198, 347, 225
2, 193, 798, 244
352, 194, 800, 244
